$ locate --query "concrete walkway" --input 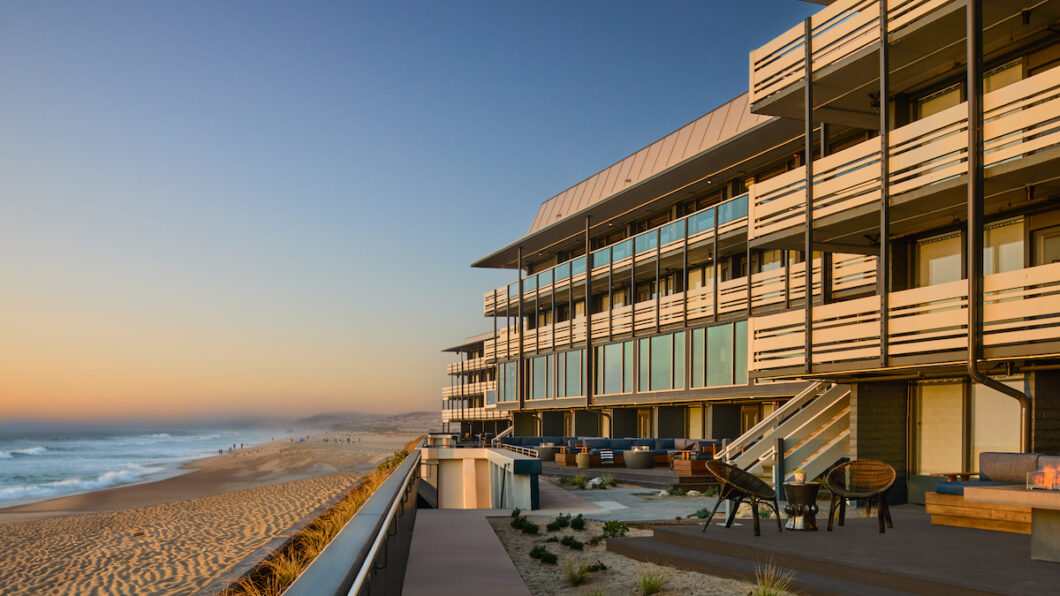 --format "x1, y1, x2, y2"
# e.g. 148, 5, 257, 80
402, 509, 532, 596
537, 476, 723, 522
